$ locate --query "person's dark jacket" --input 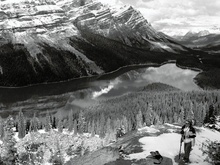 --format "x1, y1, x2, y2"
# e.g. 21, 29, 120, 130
180, 125, 196, 141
